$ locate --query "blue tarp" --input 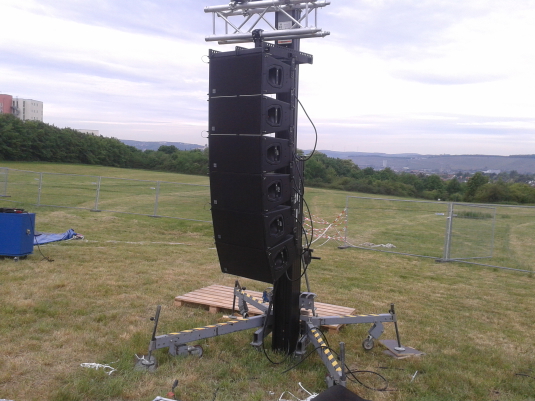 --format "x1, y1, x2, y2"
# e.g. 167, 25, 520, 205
34, 229, 81, 245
